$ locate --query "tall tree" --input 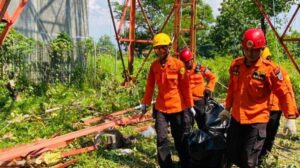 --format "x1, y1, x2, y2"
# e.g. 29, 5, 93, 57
194, 0, 215, 57
209, 0, 297, 56
113, 0, 214, 56
97, 35, 115, 54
